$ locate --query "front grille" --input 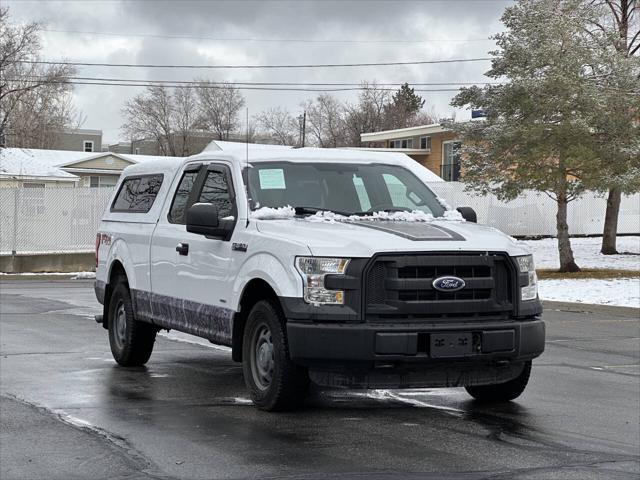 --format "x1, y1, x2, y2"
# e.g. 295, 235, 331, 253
364, 252, 515, 321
